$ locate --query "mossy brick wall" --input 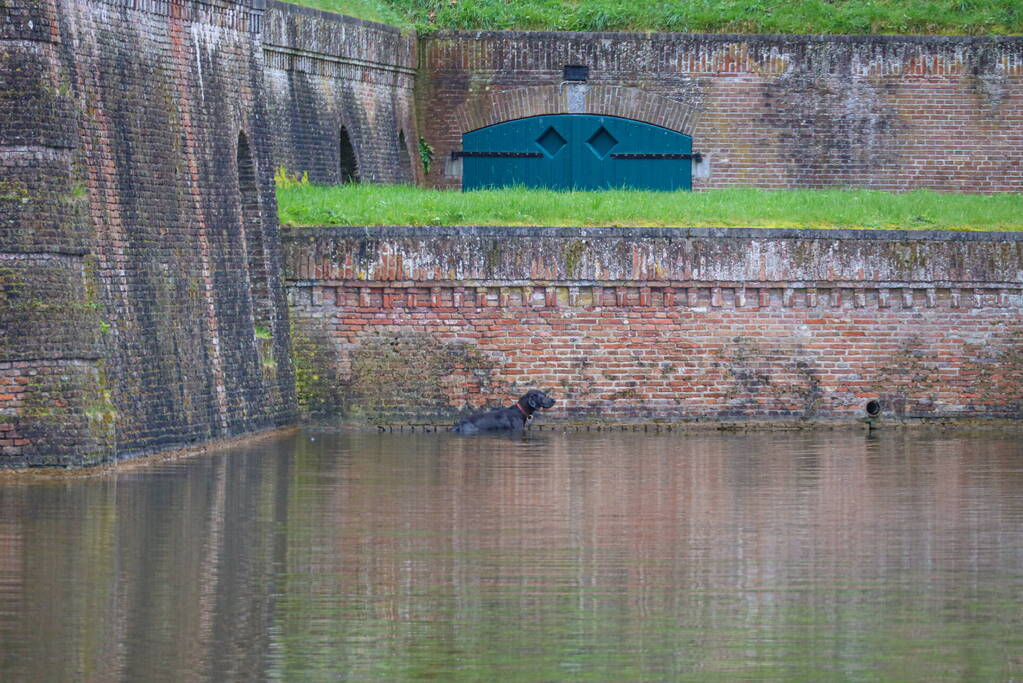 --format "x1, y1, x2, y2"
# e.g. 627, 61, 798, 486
7, 2, 1023, 463
283, 226, 1023, 424
419, 32, 1023, 192
262, 2, 420, 185
0, 253, 109, 467
1, 0, 296, 468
